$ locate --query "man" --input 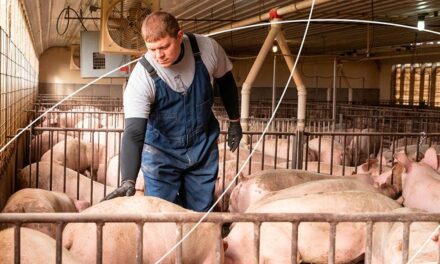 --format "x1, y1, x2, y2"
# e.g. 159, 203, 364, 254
103, 11, 242, 212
